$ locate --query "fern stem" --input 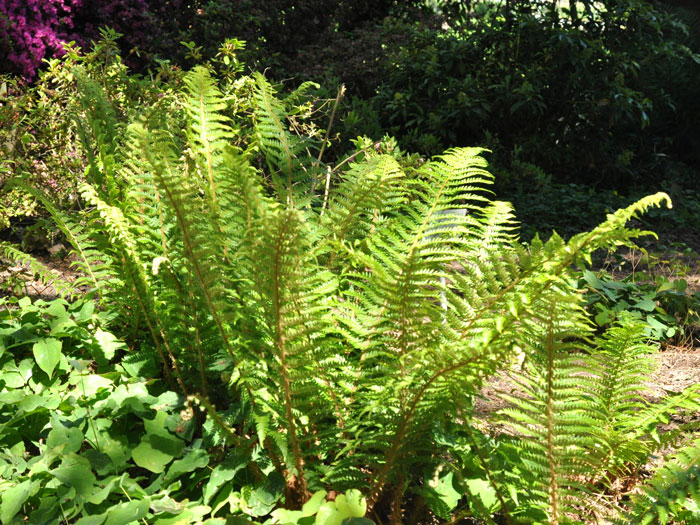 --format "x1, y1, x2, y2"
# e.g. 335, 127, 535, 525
320, 165, 332, 216
272, 220, 308, 499
544, 306, 560, 524
190, 395, 243, 447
